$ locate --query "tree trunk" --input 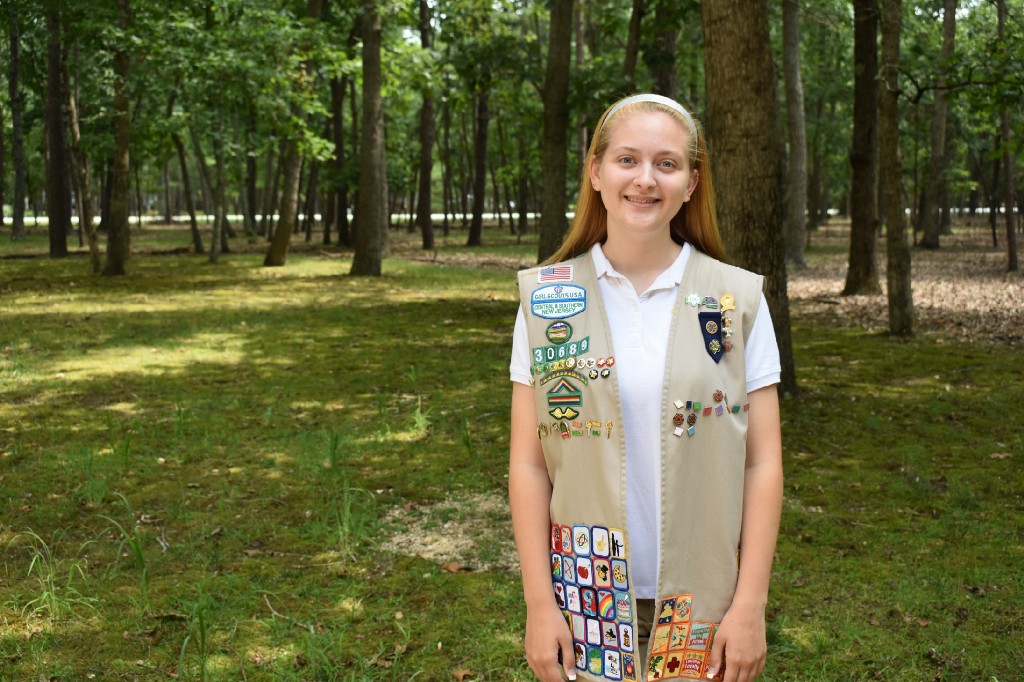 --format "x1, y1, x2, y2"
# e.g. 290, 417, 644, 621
782, 0, 807, 268
264, 143, 302, 265
843, 0, 881, 295
649, 1, 680, 97
64, 59, 101, 272
162, 163, 172, 224
336, 76, 352, 246
415, 0, 435, 251
45, 11, 70, 257
350, 0, 388, 276
536, 0, 573, 262
244, 100, 258, 235
302, 160, 319, 242
998, 0, 1018, 271
172, 133, 204, 253
259, 148, 277, 237
918, 0, 957, 250
623, 0, 645, 87
102, 0, 132, 276
209, 123, 229, 262
466, 89, 489, 247
880, 0, 914, 336
702, 0, 796, 395
8, 5, 26, 240
0, 97, 5, 234
441, 94, 453, 236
